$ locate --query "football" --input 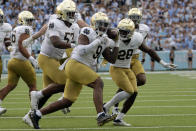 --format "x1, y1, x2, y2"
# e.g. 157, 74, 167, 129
107, 28, 119, 42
